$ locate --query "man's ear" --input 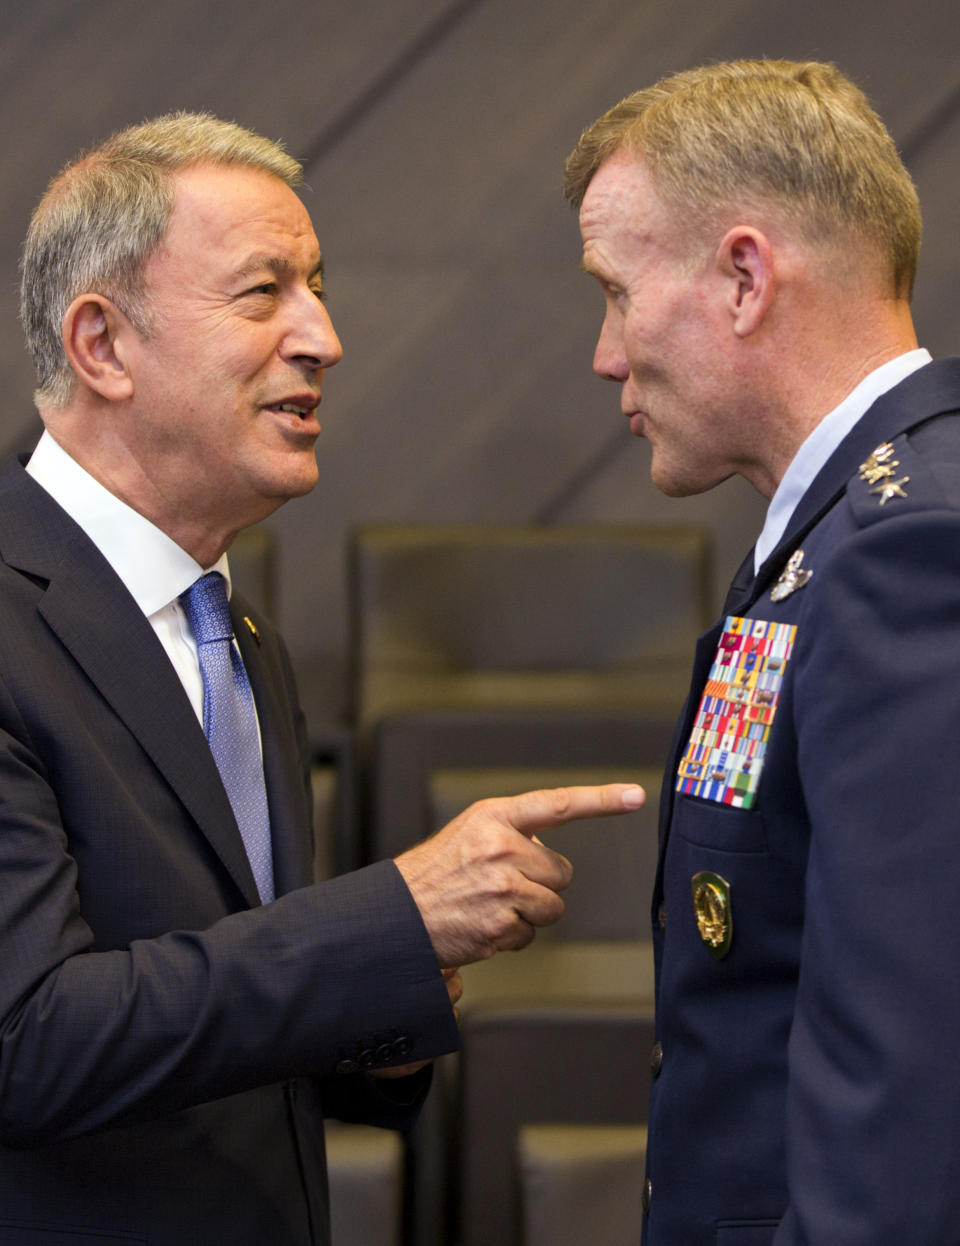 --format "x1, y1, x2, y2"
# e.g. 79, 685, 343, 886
715, 227, 774, 338
61, 294, 136, 401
